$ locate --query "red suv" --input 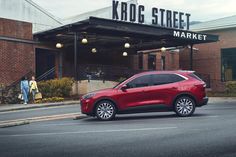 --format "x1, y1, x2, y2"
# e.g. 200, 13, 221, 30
80, 71, 208, 120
